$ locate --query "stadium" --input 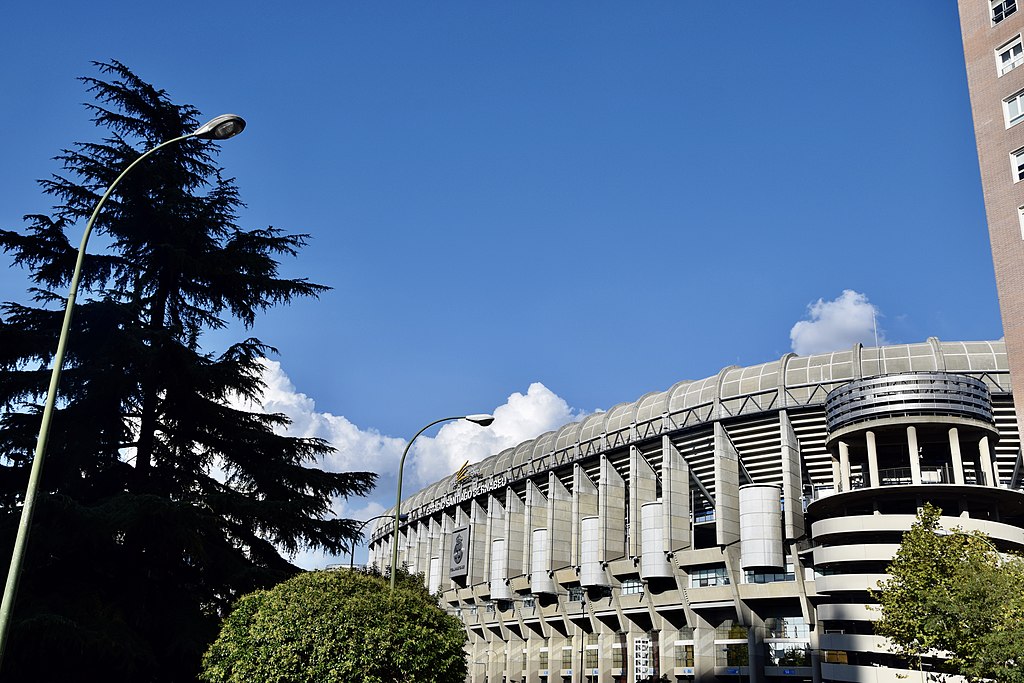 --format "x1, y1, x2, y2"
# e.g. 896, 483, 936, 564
368, 338, 1024, 683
